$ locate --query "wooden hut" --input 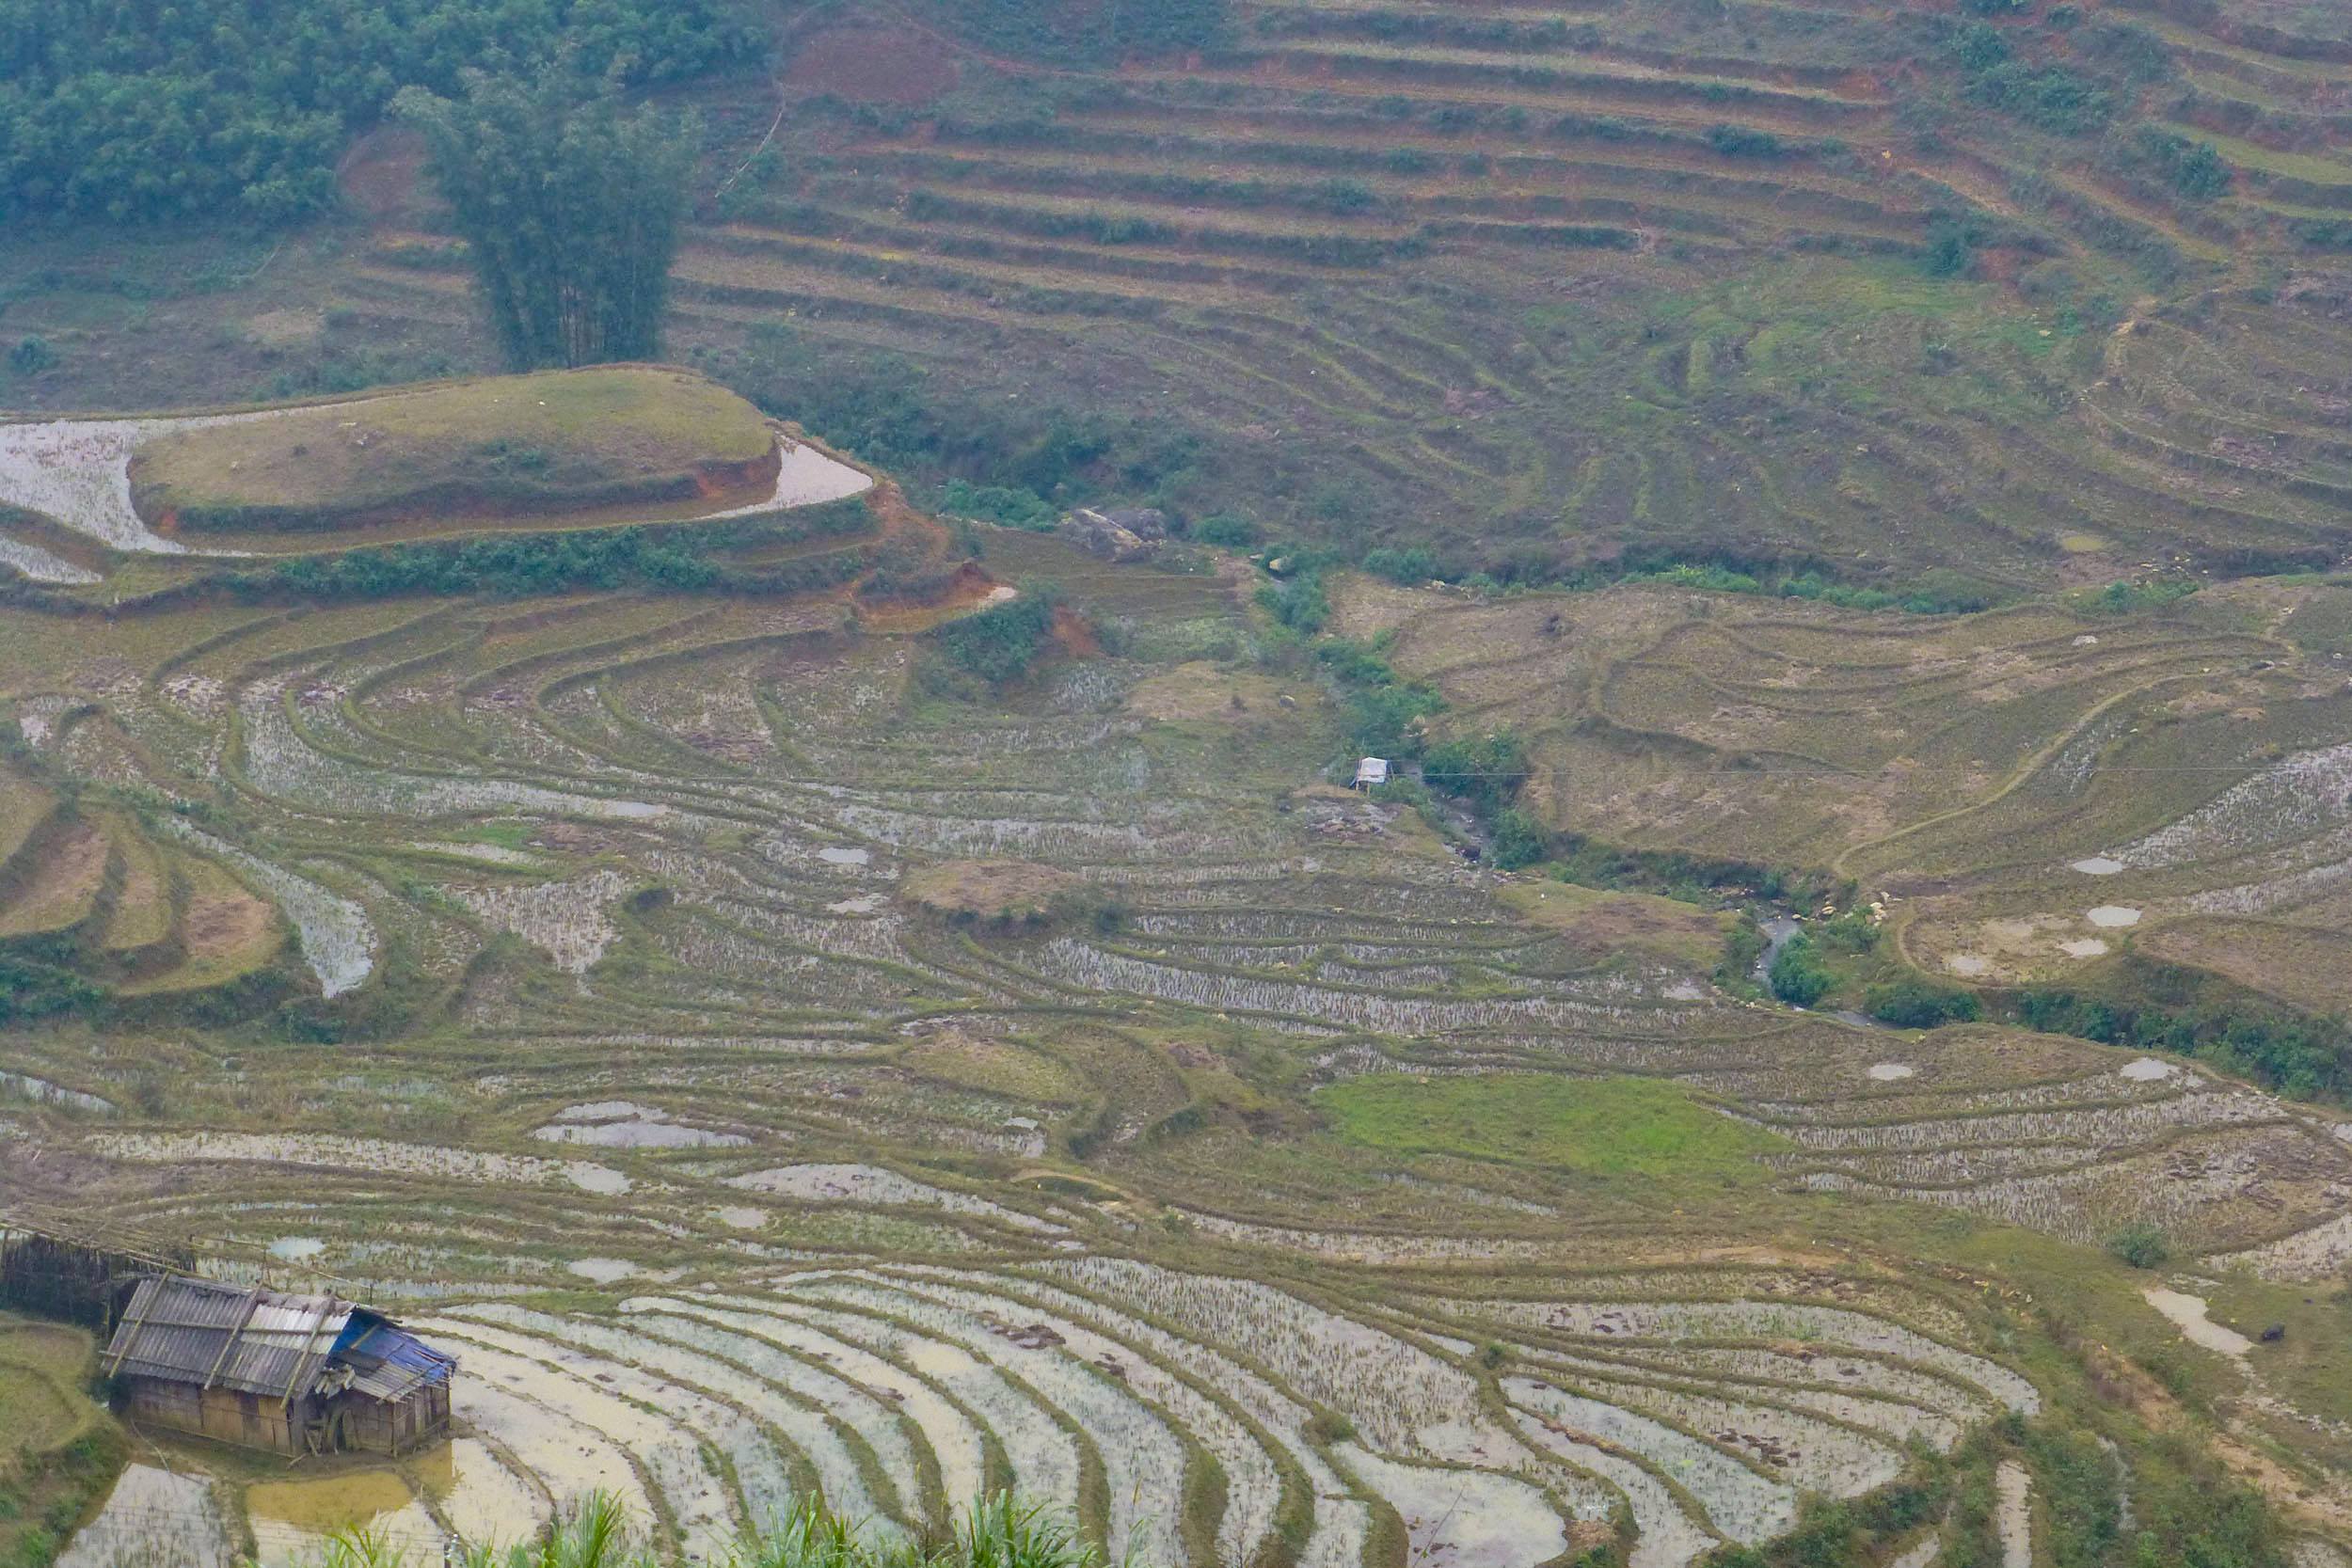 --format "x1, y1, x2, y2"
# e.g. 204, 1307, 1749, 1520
102, 1276, 455, 1457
